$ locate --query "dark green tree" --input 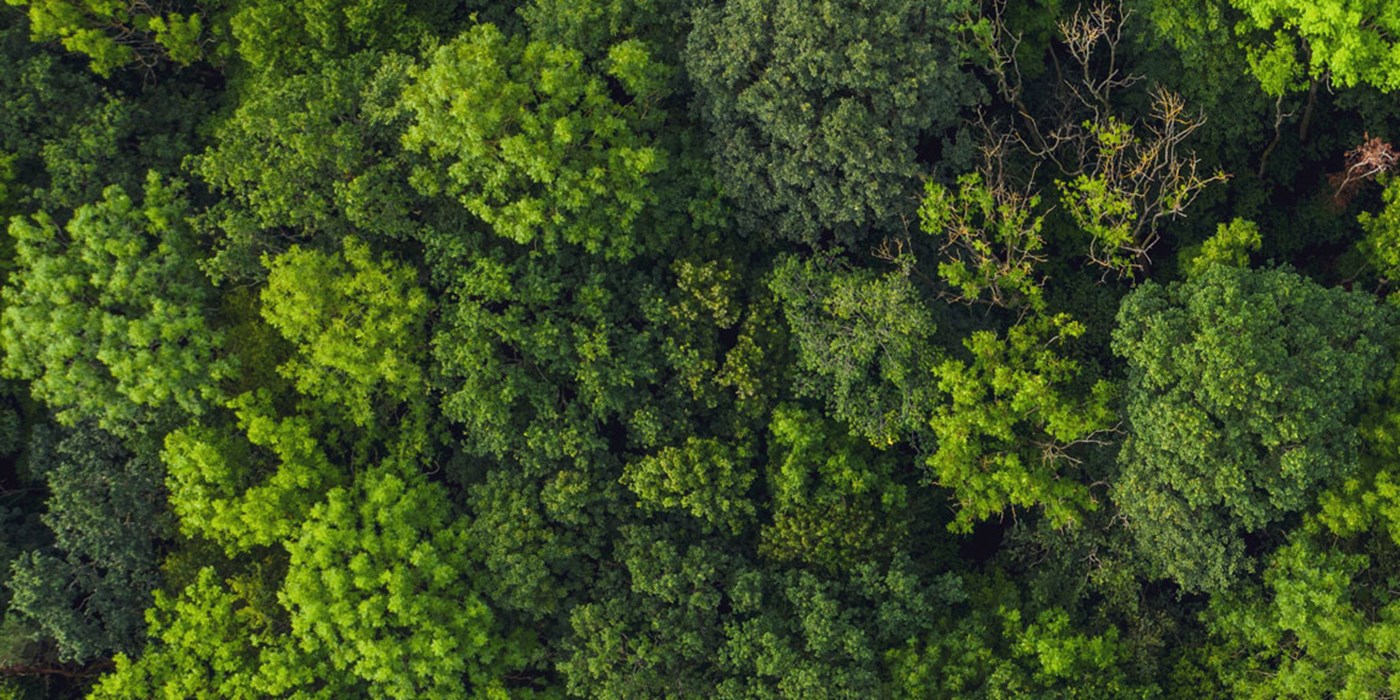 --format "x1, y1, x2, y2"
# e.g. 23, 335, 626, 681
686, 0, 981, 245
1113, 264, 1394, 591
7, 423, 169, 663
